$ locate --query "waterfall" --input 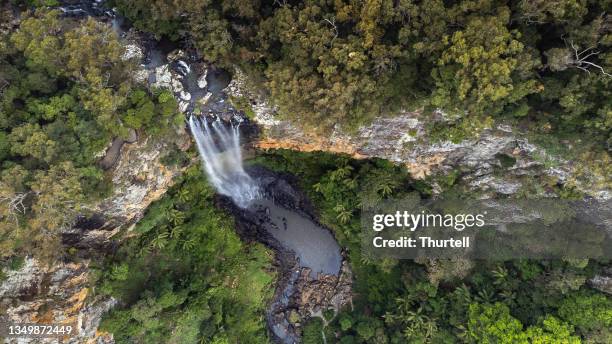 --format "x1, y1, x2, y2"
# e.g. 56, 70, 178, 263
189, 116, 260, 208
